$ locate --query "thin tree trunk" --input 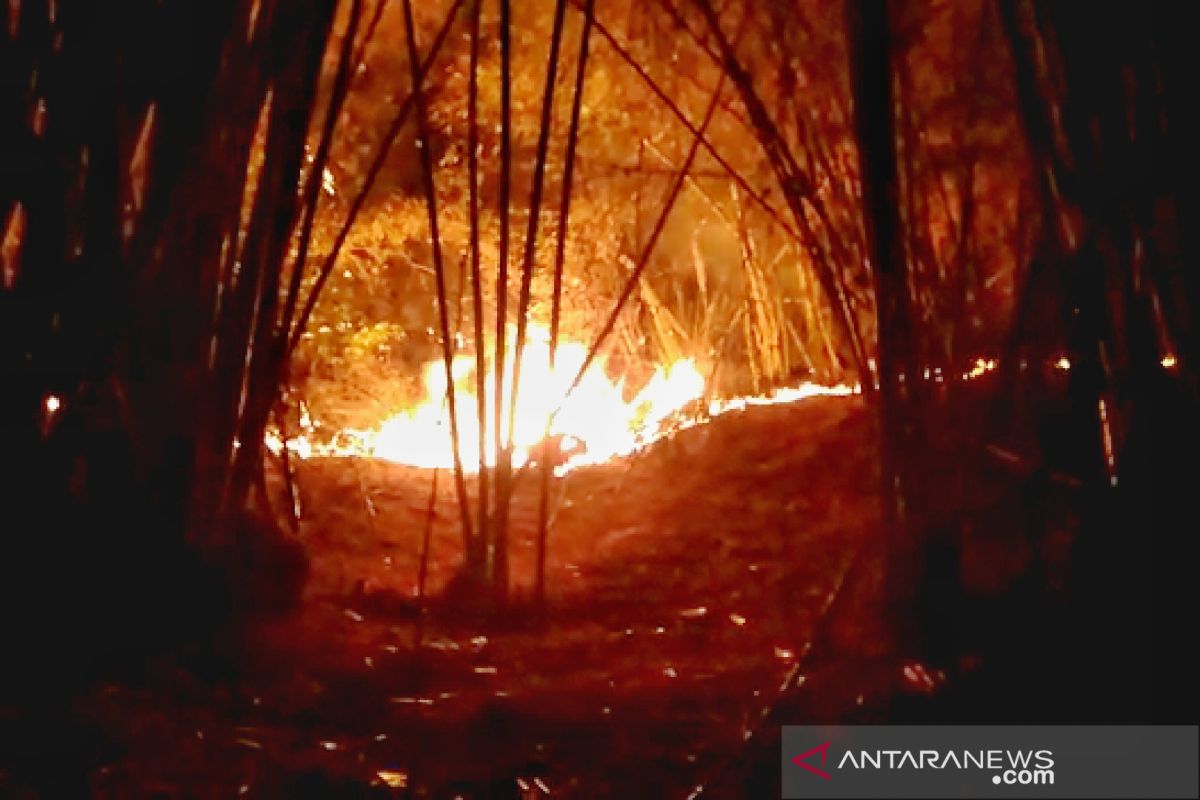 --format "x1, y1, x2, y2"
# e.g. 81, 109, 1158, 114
537, 0, 596, 607
467, 0, 489, 577
491, 0, 515, 597
846, 0, 918, 648
402, 0, 474, 556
